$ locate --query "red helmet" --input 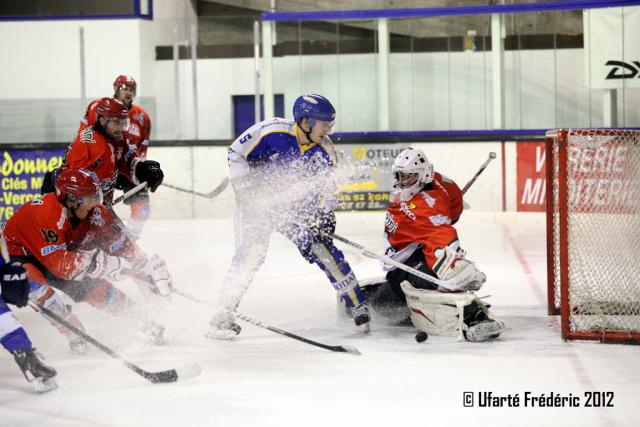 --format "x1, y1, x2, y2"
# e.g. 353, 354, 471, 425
113, 75, 137, 92
95, 97, 128, 120
55, 168, 103, 207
